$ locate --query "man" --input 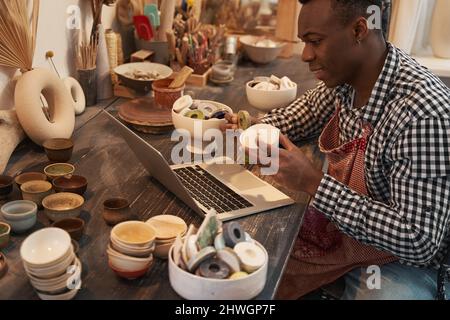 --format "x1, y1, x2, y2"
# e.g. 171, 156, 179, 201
222, 0, 450, 299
